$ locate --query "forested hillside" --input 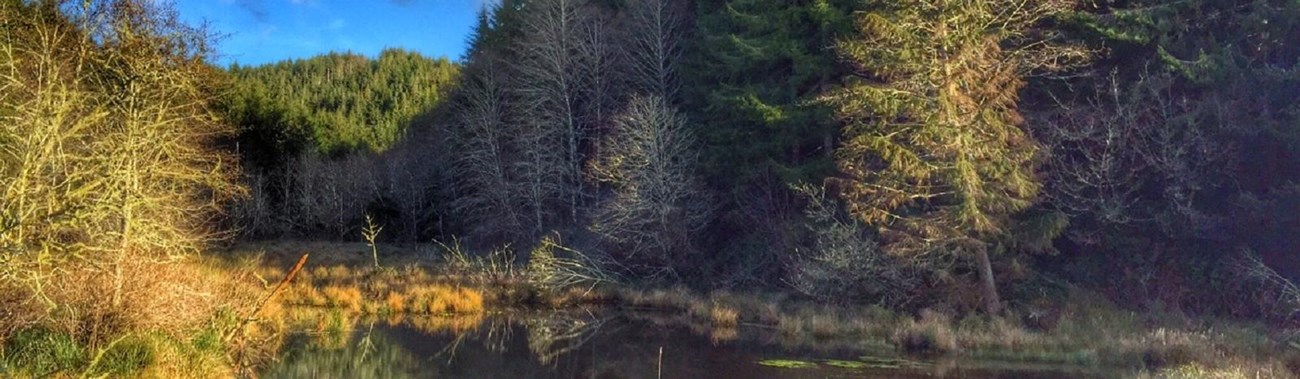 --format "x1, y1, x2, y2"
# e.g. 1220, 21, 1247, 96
223, 49, 459, 158
221, 50, 460, 239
